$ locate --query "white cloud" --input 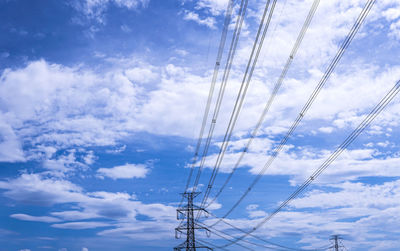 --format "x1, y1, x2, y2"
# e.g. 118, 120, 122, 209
43, 150, 86, 176
183, 11, 216, 28
382, 4, 400, 21
84, 151, 96, 165
112, 0, 149, 9
0, 60, 141, 164
201, 136, 400, 186
73, 0, 149, 24
2, 47, 398, 169
246, 204, 258, 211
2, 1, 400, 247
2, 1, 398, 160
97, 220, 174, 240
376, 141, 390, 147
318, 126, 334, 133
0, 173, 84, 206
10, 214, 61, 223
246, 204, 267, 218
1, 52, 10, 58
0, 173, 176, 239
97, 163, 149, 179
120, 24, 131, 33
203, 181, 400, 249
389, 19, 400, 40
124, 66, 158, 83
0, 60, 216, 166
195, 0, 228, 16
52, 221, 111, 229
291, 180, 400, 210
0, 117, 25, 162
105, 145, 126, 154
82, 248, 89, 251
175, 49, 188, 56
51, 210, 97, 221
